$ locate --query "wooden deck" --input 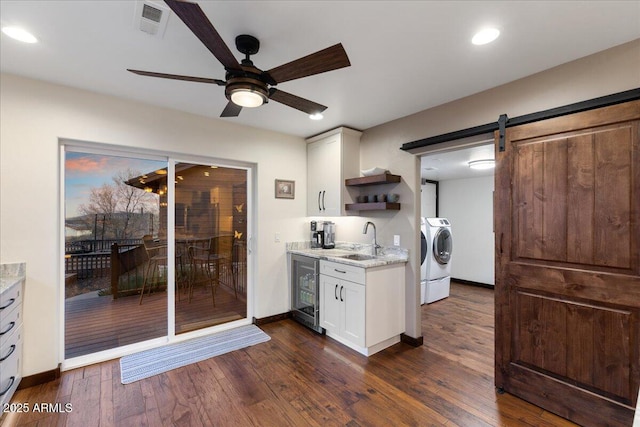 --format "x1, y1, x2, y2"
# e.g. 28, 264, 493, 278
65, 284, 246, 359
6, 282, 579, 426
